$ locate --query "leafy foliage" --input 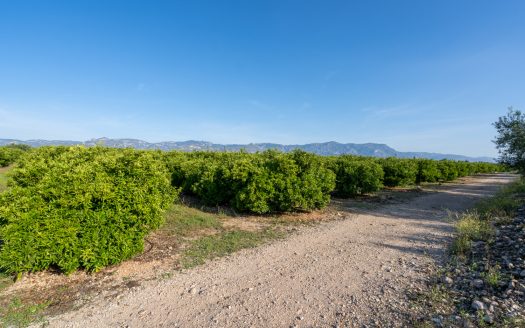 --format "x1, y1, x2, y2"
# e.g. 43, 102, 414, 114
0, 144, 31, 167
0, 145, 504, 275
0, 146, 178, 274
378, 158, 419, 187
416, 159, 441, 184
168, 150, 336, 213
377, 158, 502, 187
329, 156, 384, 196
493, 107, 525, 172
